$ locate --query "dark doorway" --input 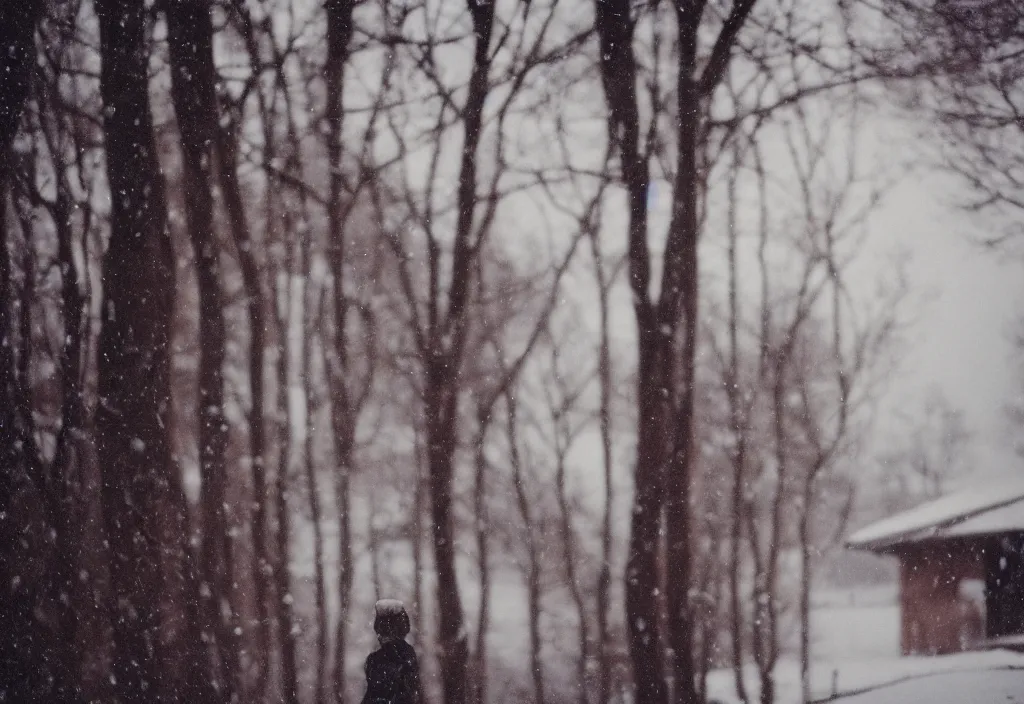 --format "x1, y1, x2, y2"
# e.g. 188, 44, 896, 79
986, 535, 1024, 639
